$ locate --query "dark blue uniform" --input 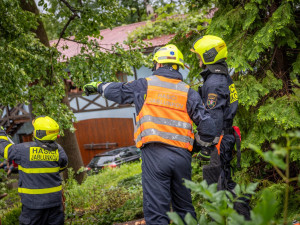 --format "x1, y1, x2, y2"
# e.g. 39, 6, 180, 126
98, 67, 217, 224
199, 62, 251, 220
0, 130, 68, 225
199, 62, 238, 190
